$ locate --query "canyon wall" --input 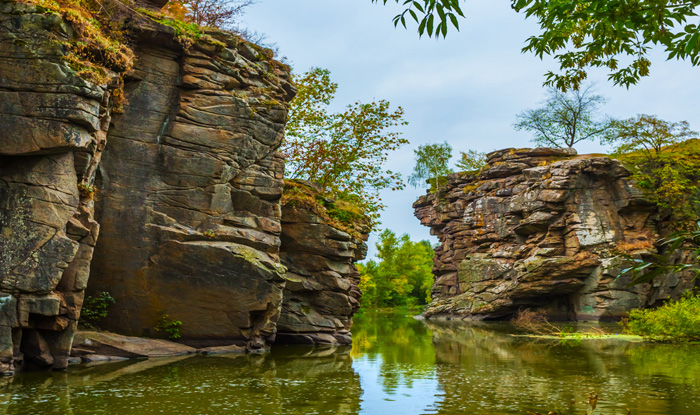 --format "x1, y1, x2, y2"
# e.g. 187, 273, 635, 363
0, 0, 367, 373
87, 10, 294, 350
0, 0, 110, 372
277, 182, 368, 345
414, 148, 697, 321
